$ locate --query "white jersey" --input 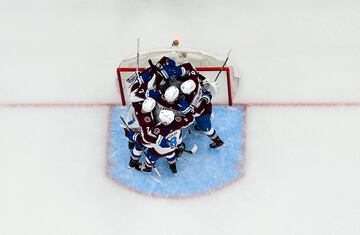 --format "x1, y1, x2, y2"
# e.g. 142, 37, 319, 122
190, 86, 205, 109
151, 129, 183, 156
125, 107, 141, 132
